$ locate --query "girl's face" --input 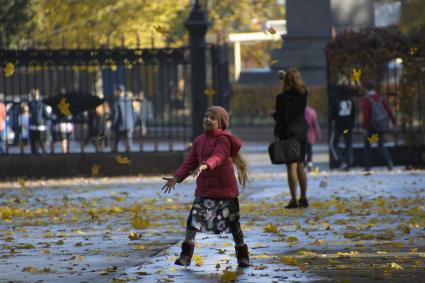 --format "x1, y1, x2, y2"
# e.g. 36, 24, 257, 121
203, 111, 219, 131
